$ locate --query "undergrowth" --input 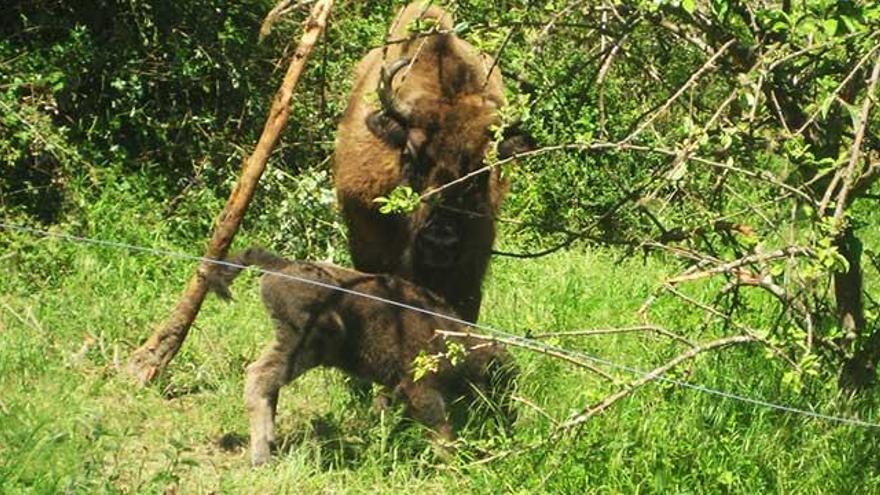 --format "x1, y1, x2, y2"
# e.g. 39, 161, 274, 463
3, 185, 880, 494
